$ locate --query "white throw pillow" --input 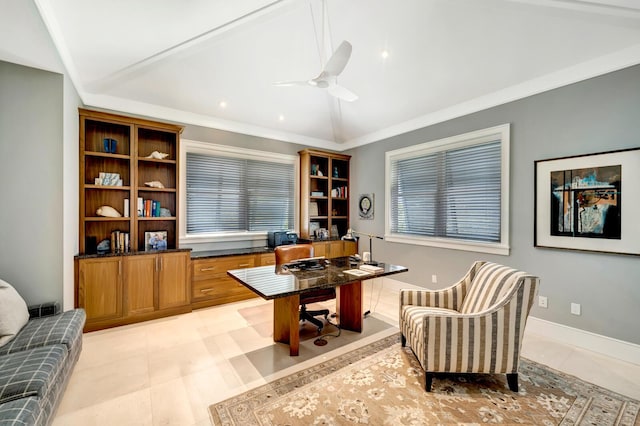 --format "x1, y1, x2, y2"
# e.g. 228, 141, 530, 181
0, 278, 30, 347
